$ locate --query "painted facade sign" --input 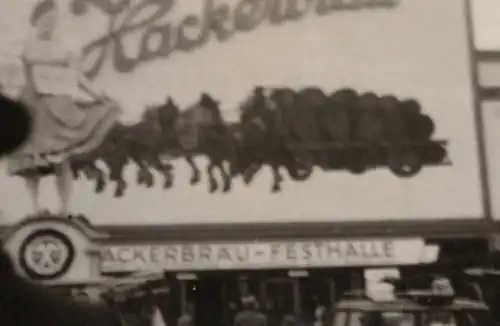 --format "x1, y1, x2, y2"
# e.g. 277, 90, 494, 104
1, 217, 104, 283
19, 228, 75, 280
0, 0, 483, 224
100, 238, 438, 273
